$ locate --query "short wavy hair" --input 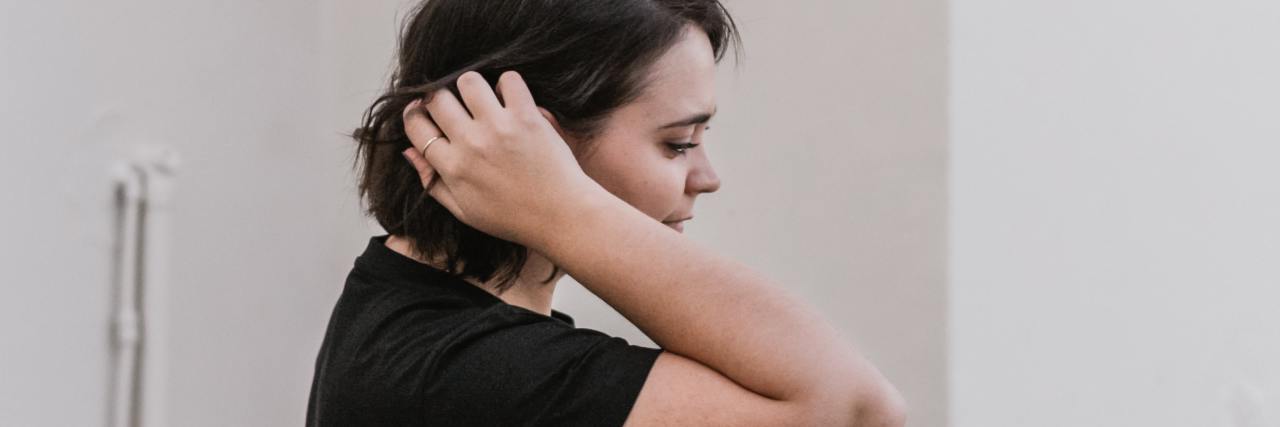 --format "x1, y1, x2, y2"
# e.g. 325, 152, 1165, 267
352, 0, 741, 294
